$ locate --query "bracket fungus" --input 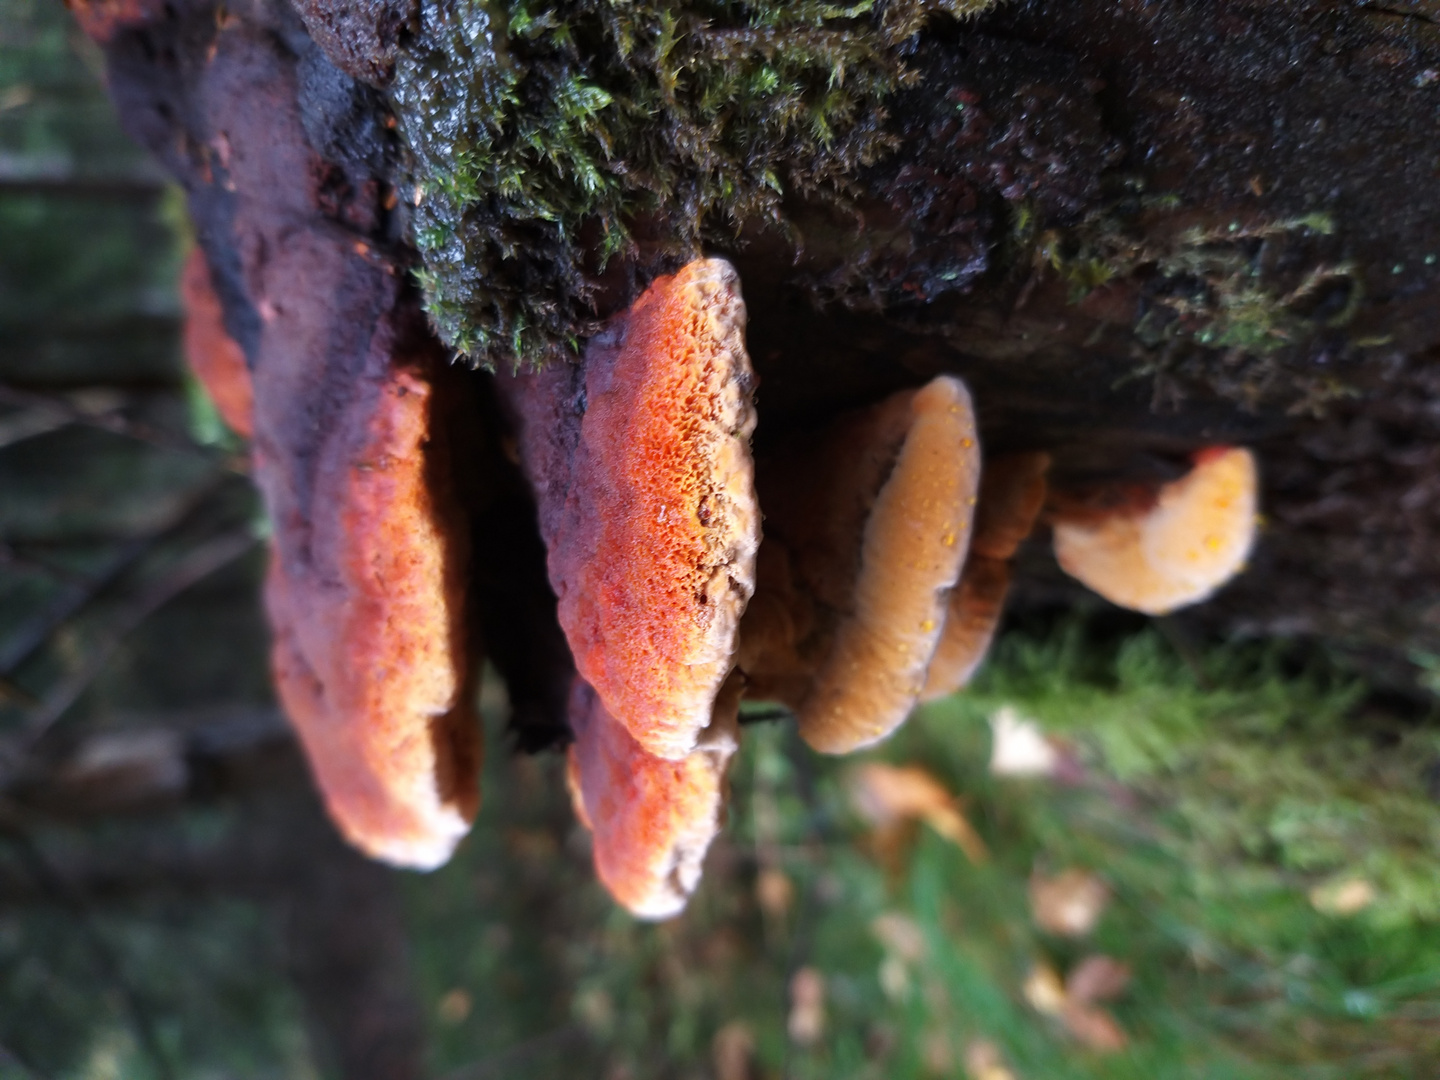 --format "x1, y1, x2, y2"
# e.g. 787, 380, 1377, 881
180, 248, 253, 439
504, 257, 760, 761
1051, 446, 1258, 615
258, 342, 479, 871
740, 376, 982, 754
922, 452, 1050, 701
566, 674, 741, 919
